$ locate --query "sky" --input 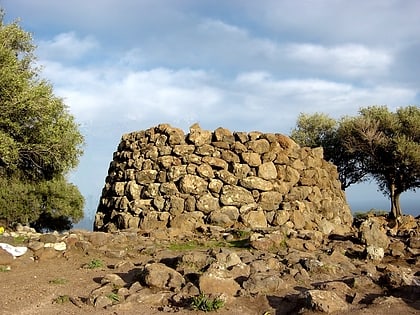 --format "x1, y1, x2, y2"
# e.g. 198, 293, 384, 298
2, 0, 419, 229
